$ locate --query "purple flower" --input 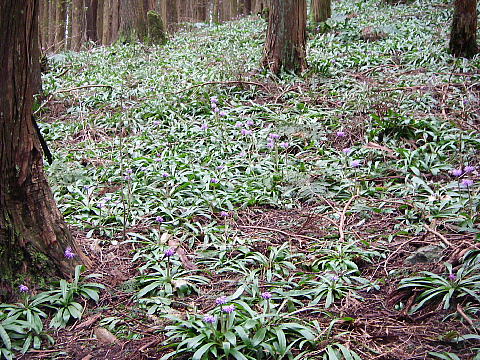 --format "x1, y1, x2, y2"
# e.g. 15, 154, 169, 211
219, 110, 227, 117
269, 133, 280, 140
19, 284, 29, 293
223, 304, 235, 313
460, 179, 474, 187
336, 131, 346, 137
351, 160, 361, 168
266, 141, 274, 149
203, 315, 216, 323
162, 172, 169, 178
213, 107, 220, 113
155, 154, 162, 162
124, 175, 132, 181
448, 273, 457, 281
246, 119, 254, 127
215, 296, 227, 305
279, 142, 289, 149
64, 247, 76, 259
201, 123, 208, 130
164, 248, 175, 257
342, 147, 352, 154
220, 211, 229, 217
210, 178, 219, 184
332, 275, 340, 281
241, 129, 252, 136
126, 169, 133, 174
216, 165, 225, 170
210, 96, 218, 104
211, 102, 218, 109
153, 120, 161, 125
451, 168, 463, 177
235, 121, 243, 128
261, 291, 272, 300
155, 216, 164, 223
464, 166, 476, 174
239, 151, 246, 157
